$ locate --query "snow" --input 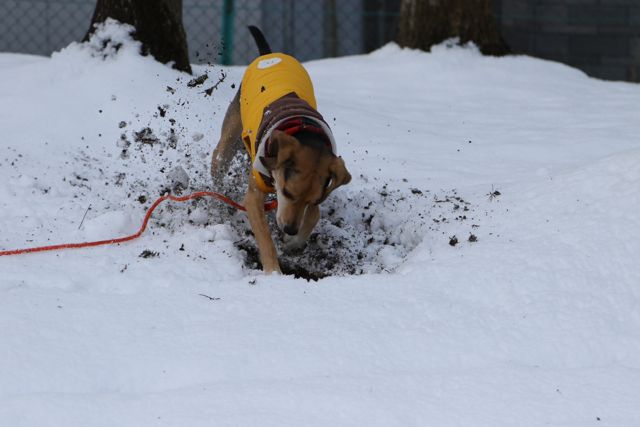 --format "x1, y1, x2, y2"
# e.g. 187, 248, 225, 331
2, 20, 640, 426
